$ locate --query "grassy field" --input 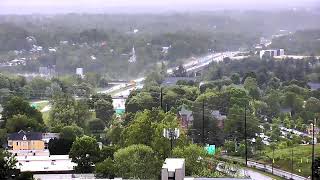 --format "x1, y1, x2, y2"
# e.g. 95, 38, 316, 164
255, 144, 320, 177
